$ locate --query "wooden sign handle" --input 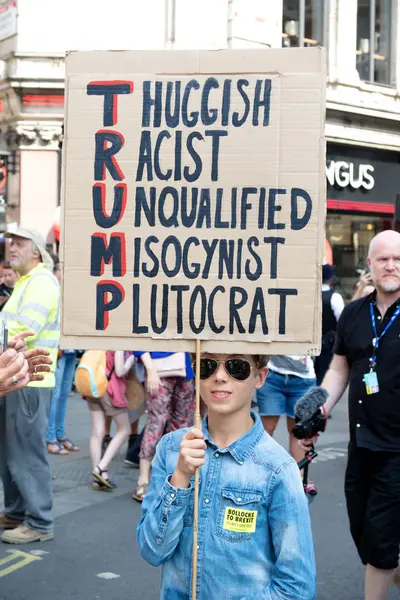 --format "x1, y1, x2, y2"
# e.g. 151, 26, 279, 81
192, 339, 201, 600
